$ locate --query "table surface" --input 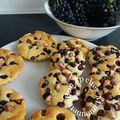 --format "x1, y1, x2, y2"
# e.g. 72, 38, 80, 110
0, 14, 120, 48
